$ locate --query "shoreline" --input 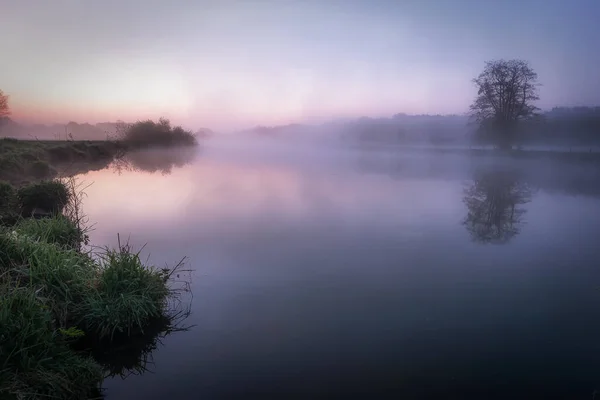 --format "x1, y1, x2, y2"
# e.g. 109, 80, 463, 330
0, 178, 191, 399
